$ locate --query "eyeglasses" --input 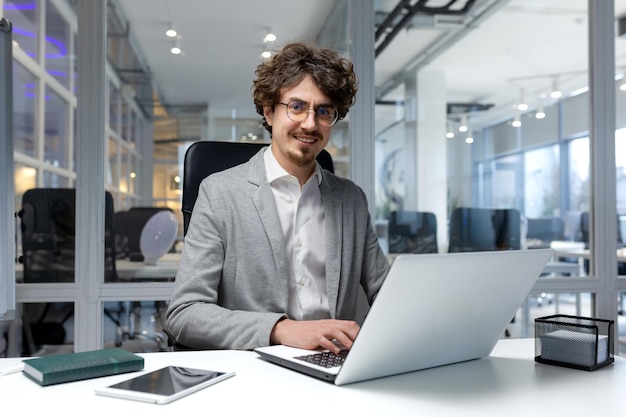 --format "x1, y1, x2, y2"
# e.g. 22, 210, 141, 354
278, 100, 339, 127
